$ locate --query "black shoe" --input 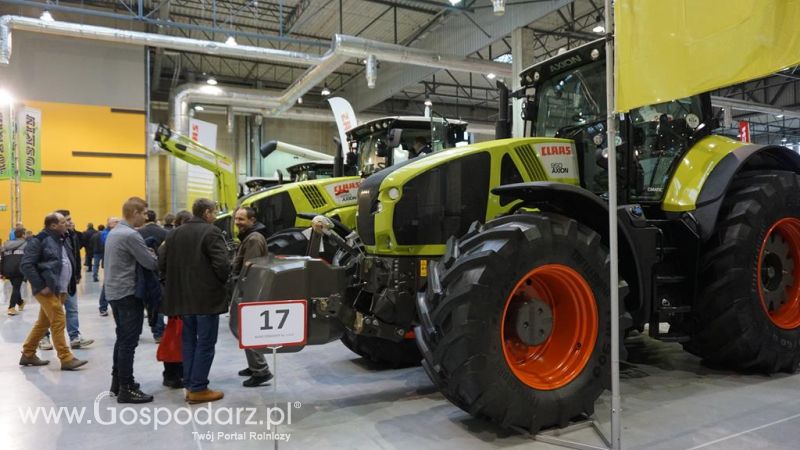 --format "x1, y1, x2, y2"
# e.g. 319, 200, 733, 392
163, 378, 184, 389
238, 368, 253, 377
243, 372, 274, 387
117, 386, 153, 404
110, 378, 141, 396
